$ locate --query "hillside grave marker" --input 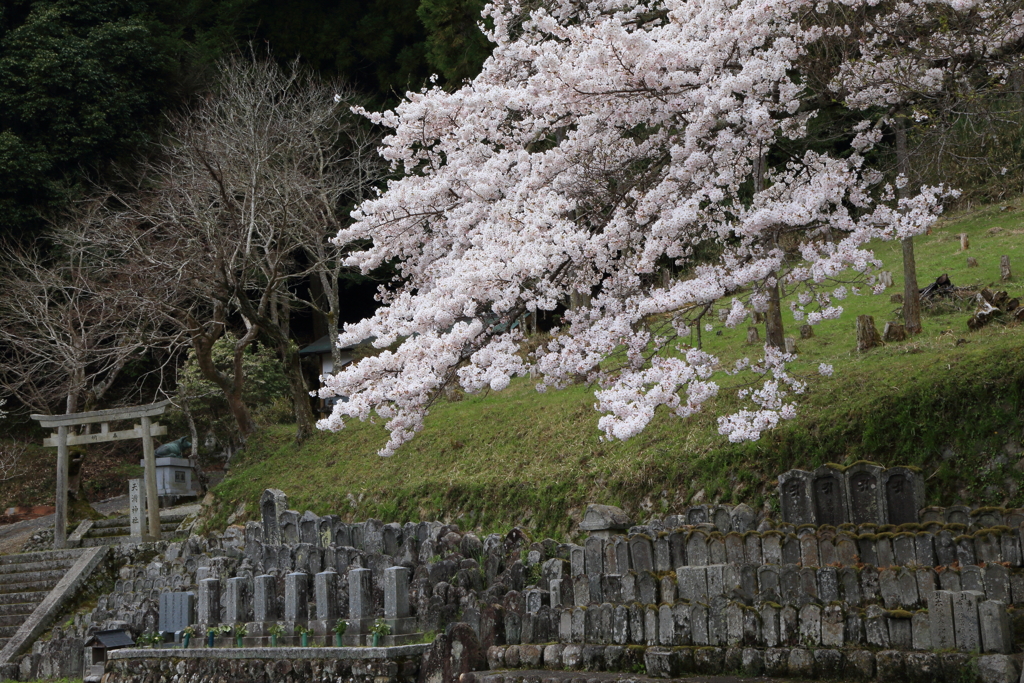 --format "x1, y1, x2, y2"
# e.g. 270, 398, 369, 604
778, 470, 815, 526
845, 462, 883, 525
881, 467, 925, 525
812, 465, 848, 526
